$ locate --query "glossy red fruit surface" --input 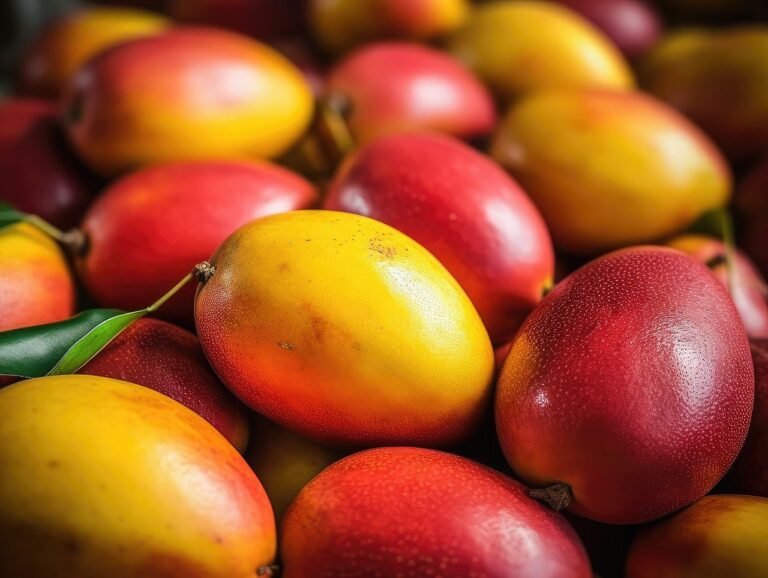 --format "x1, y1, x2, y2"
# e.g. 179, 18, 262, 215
554, 0, 662, 58
77, 160, 316, 325
326, 42, 496, 144
666, 234, 768, 339
79, 317, 250, 452
325, 132, 553, 345
281, 447, 591, 578
725, 339, 768, 497
0, 99, 92, 229
496, 247, 754, 524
